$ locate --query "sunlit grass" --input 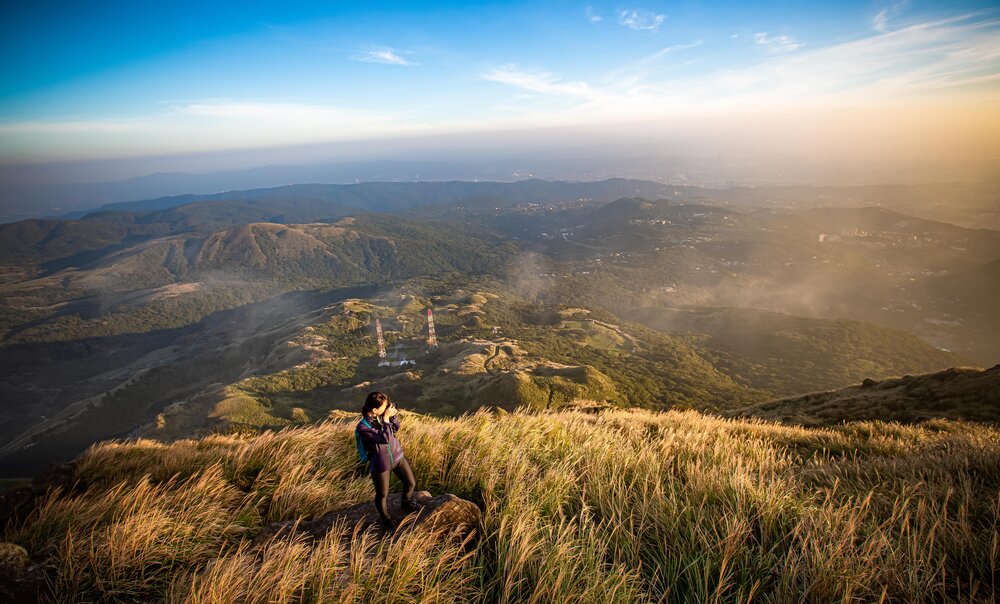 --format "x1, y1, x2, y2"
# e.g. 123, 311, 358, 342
4, 407, 998, 602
